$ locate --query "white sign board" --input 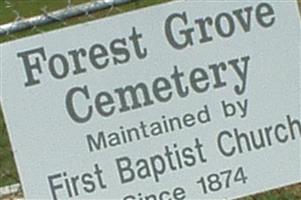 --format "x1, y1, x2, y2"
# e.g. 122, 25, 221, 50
1, 0, 300, 199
